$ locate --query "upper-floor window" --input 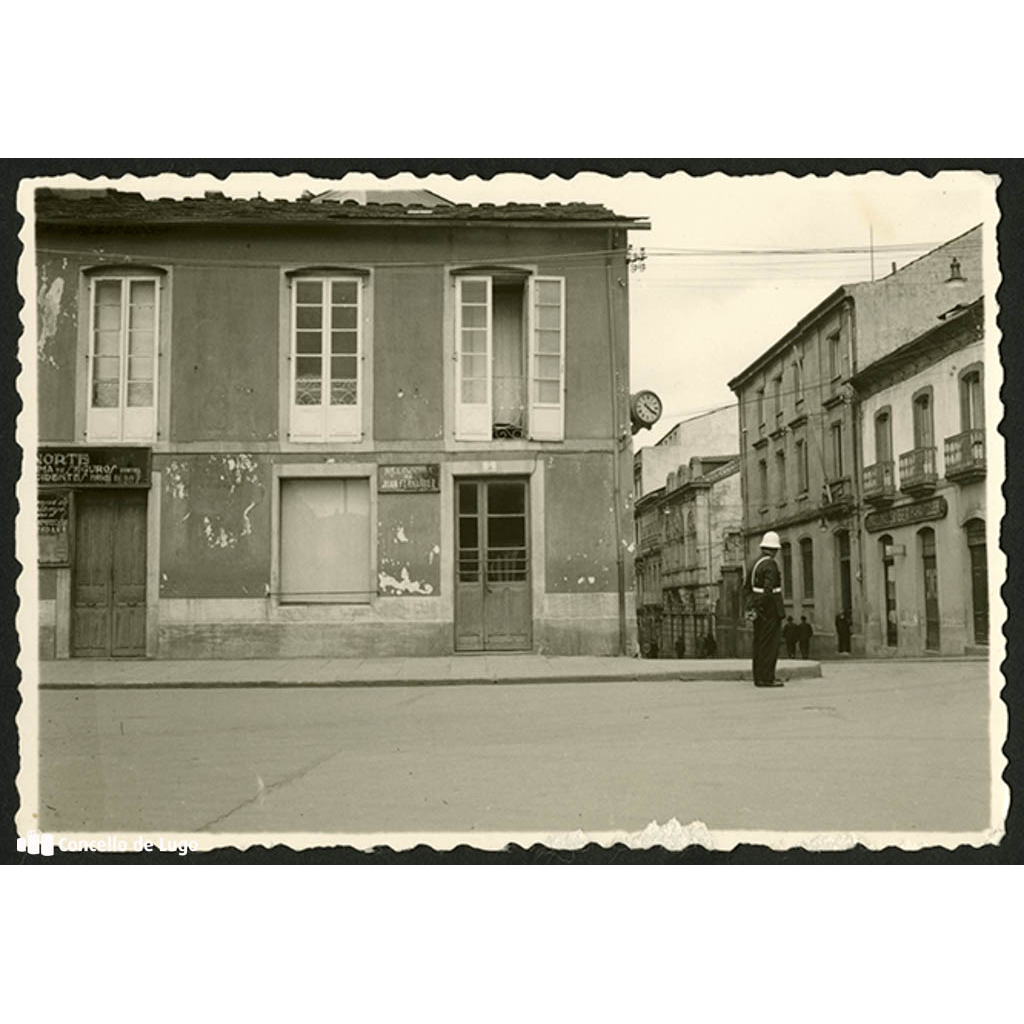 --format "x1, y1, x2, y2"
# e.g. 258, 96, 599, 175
830, 420, 844, 478
775, 448, 787, 505
828, 331, 842, 379
912, 387, 934, 449
289, 275, 364, 442
757, 458, 769, 508
87, 274, 160, 442
799, 536, 814, 598
773, 373, 784, 423
960, 365, 984, 431
795, 438, 809, 493
793, 350, 804, 402
454, 272, 565, 442
874, 408, 892, 462
755, 386, 766, 429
